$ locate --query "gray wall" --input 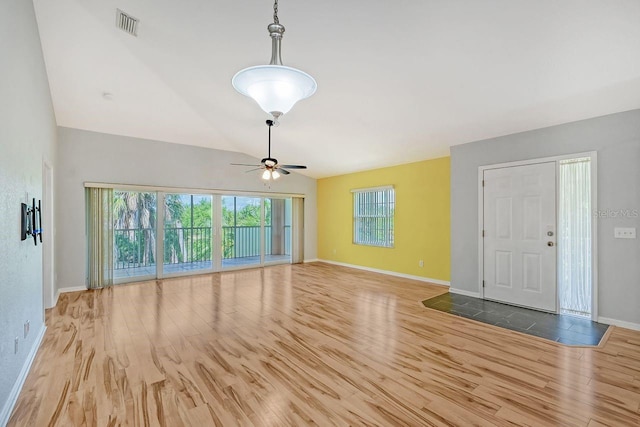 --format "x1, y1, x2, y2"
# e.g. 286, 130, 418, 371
0, 0, 57, 421
55, 127, 318, 290
451, 109, 640, 325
